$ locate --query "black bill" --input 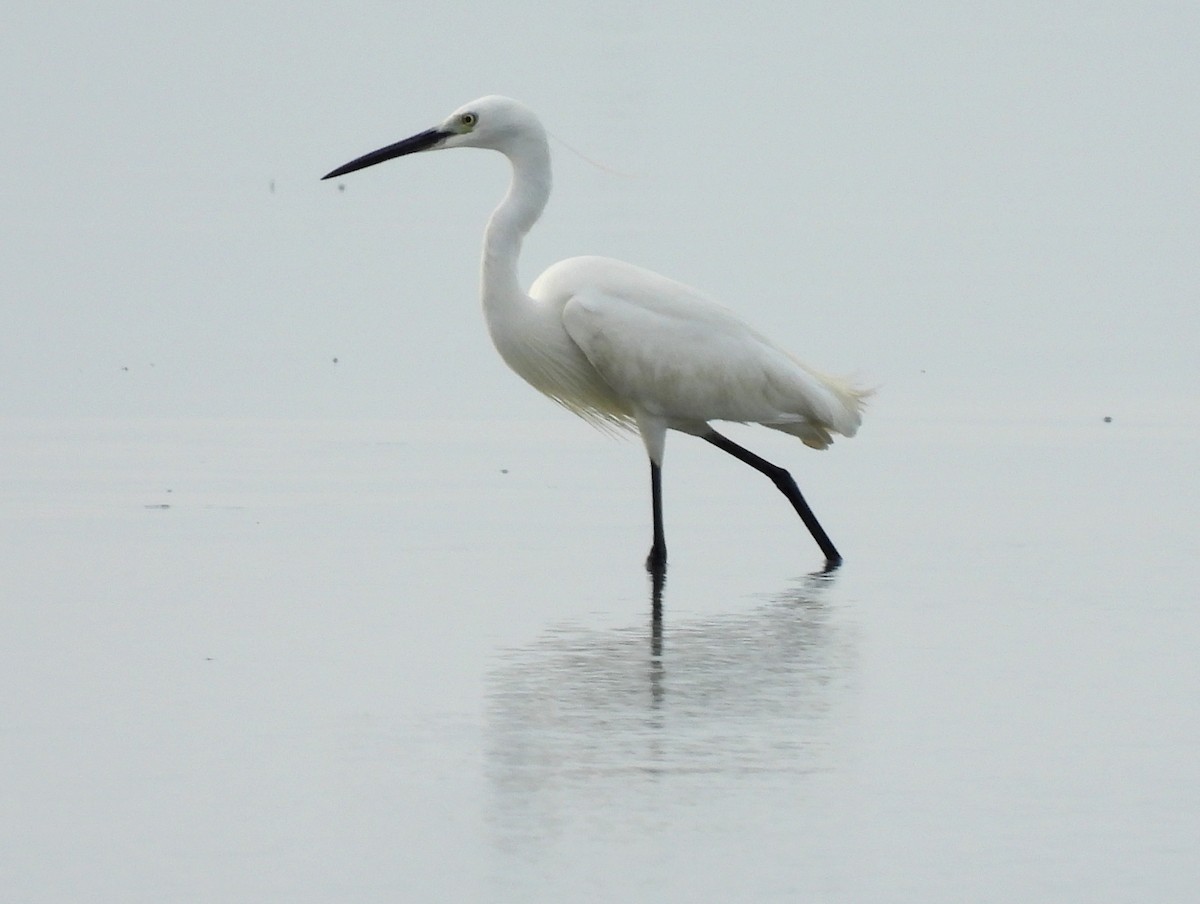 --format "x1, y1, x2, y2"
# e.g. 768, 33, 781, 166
322, 127, 449, 180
